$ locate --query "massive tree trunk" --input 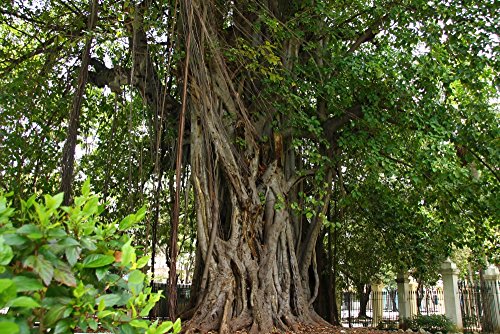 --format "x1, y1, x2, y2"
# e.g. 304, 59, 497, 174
181, 1, 326, 333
